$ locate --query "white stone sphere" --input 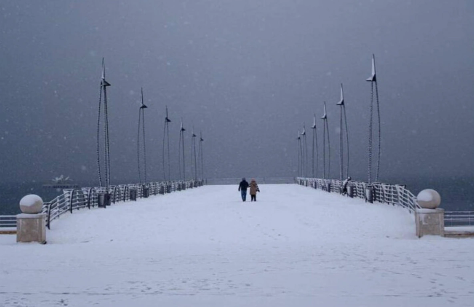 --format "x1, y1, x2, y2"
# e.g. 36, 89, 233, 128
19, 194, 44, 214
417, 189, 441, 209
